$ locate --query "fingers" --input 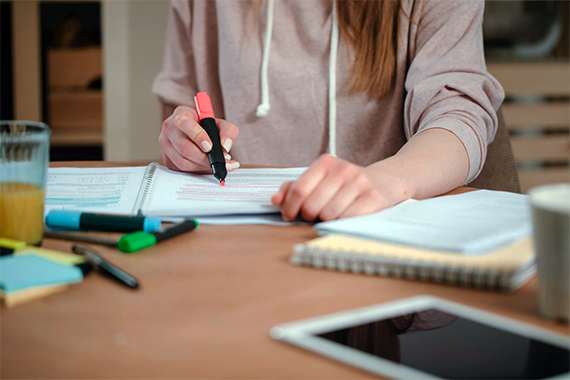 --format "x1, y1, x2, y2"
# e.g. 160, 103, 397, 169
317, 179, 363, 221
159, 105, 241, 173
172, 107, 213, 153
162, 137, 238, 173
280, 155, 332, 221
226, 160, 240, 172
161, 137, 210, 173
298, 170, 350, 221
216, 119, 239, 153
339, 189, 386, 219
276, 155, 390, 222
167, 127, 211, 168
271, 181, 292, 206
